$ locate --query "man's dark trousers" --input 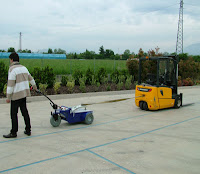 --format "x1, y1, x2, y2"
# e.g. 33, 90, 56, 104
10, 97, 31, 134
